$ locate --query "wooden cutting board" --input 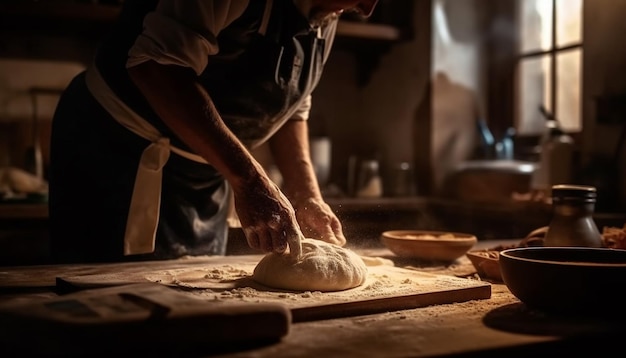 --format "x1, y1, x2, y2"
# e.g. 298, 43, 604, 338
56, 255, 491, 322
